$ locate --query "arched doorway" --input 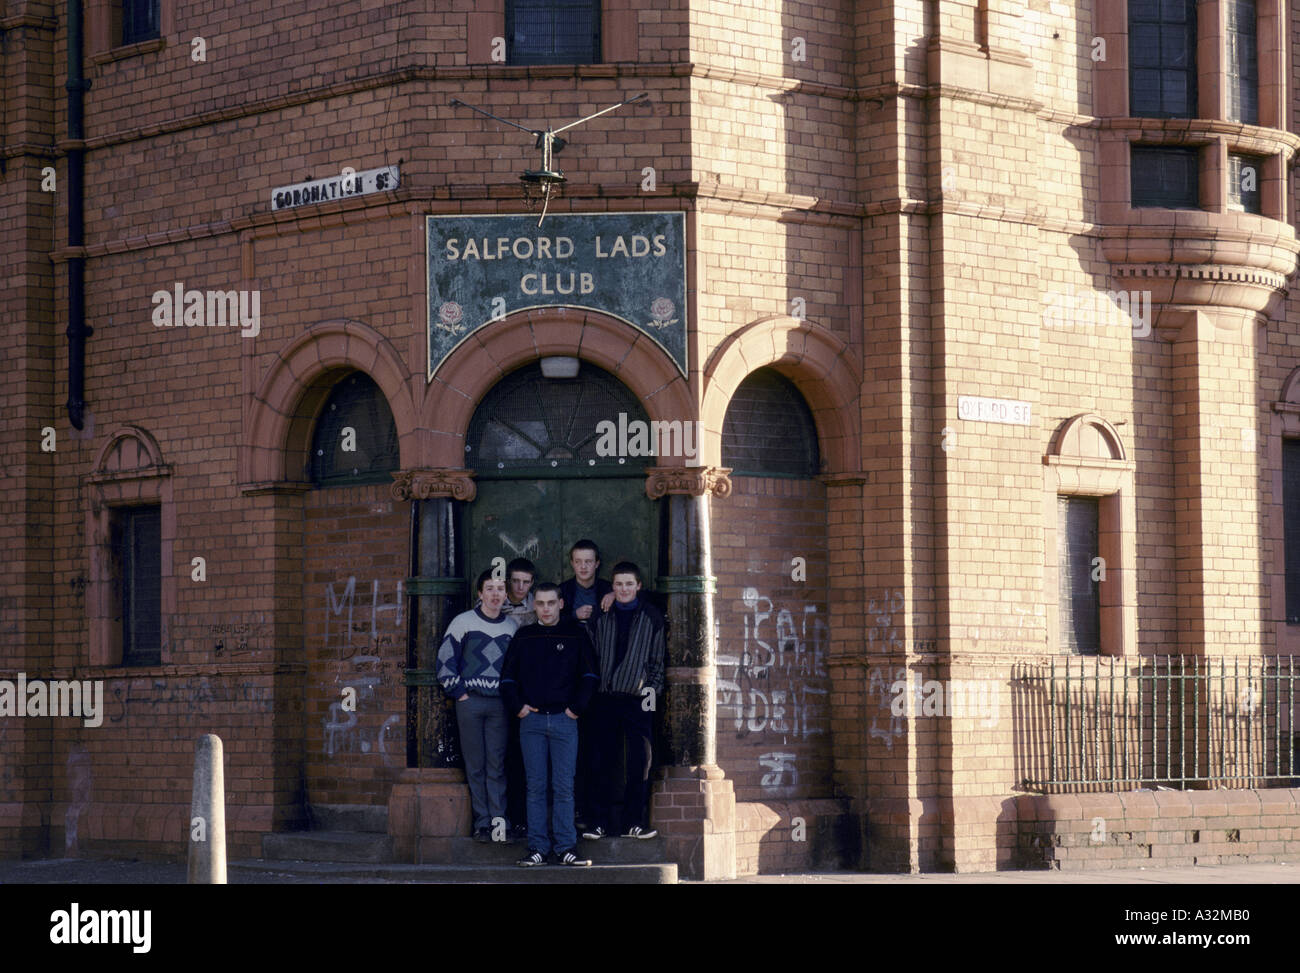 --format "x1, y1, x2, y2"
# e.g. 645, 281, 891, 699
464, 361, 658, 585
